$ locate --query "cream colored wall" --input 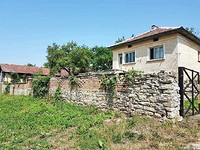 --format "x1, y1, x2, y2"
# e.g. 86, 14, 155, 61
113, 34, 179, 73
3, 73, 12, 83
178, 35, 200, 72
